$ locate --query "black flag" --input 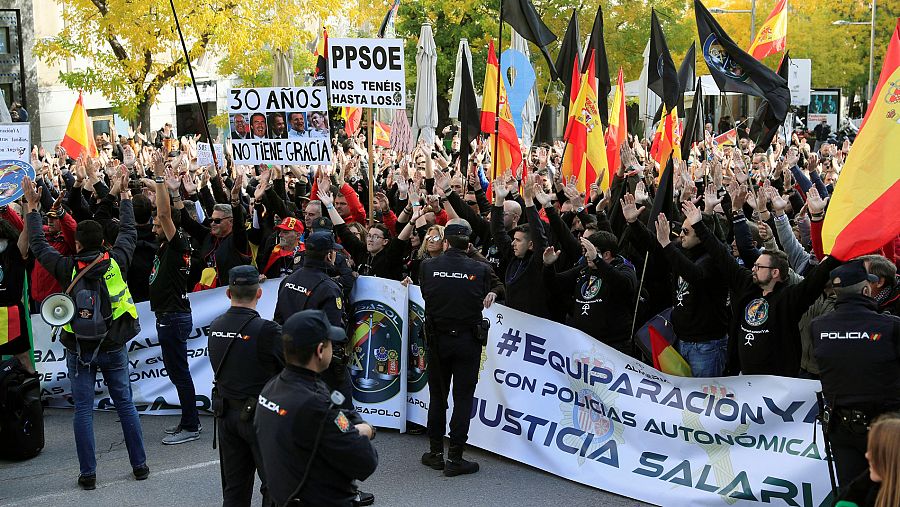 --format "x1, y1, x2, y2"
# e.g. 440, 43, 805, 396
695, 0, 790, 125
554, 9, 581, 105
458, 50, 481, 171
502, 0, 558, 80
653, 42, 697, 123
750, 51, 792, 152
582, 5, 611, 126
681, 77, 704, 160
648, 10, 678, 111
649, 158, 675, 223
